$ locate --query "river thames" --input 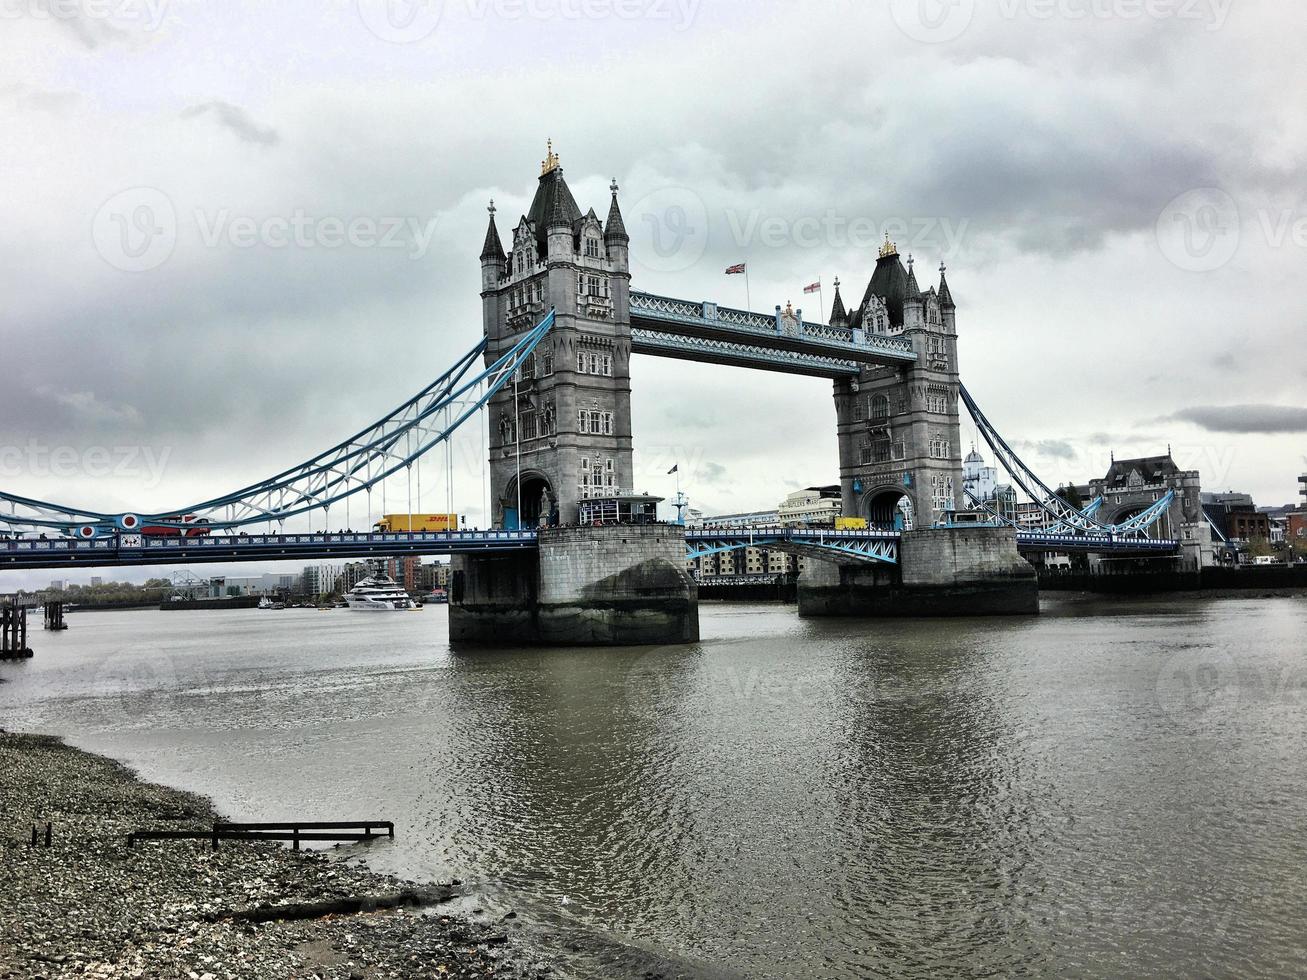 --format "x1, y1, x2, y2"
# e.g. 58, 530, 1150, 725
2, 597, 1305, 978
